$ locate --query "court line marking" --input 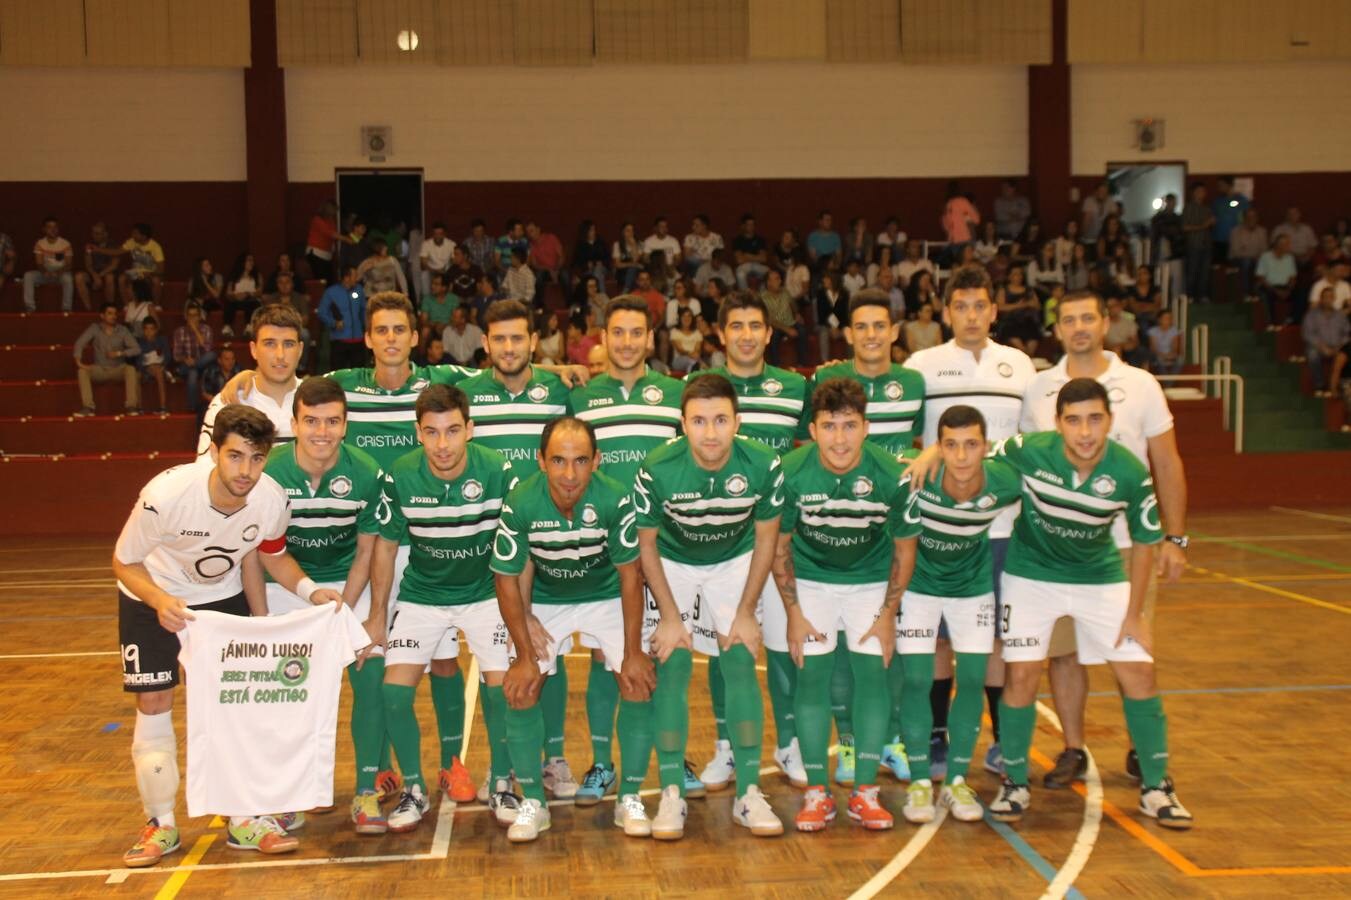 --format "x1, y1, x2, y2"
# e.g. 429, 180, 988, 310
1058, 683, 1351, 699
847, 807, 949, 900
0, 650, 119, 659
1177, 572, 1351, 584
0, 544, 108, 554
0, 565, 110, 575
1190, 535, 1351, 574
1191, 533, 1349, 543
1269, 506, 1351, 525
0, 579, 113, 589
153, 834, 215, 900
1032, 701, 1100, 900
1190, 565, 1351, 616
985, 813, 1087, 900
